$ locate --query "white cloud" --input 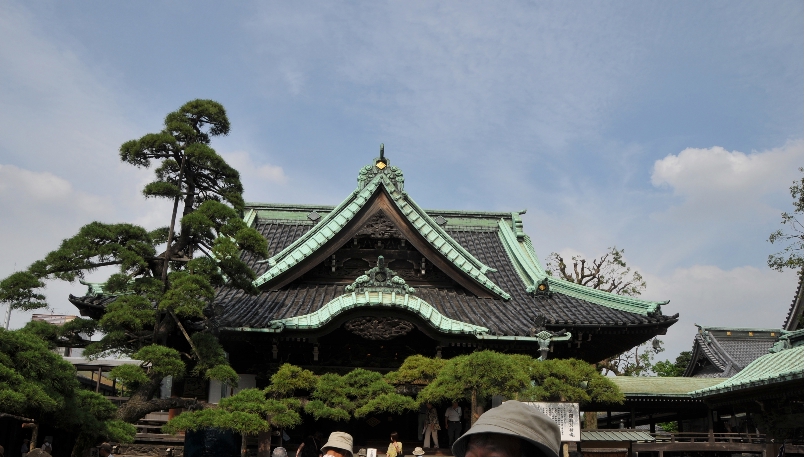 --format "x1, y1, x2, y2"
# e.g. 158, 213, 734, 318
644, 265, 798, 359
223, 151, 288, 185
651, 140, 803, 202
